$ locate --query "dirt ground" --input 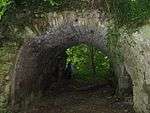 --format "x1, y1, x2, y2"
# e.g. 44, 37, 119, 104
26, 81, 135, 113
